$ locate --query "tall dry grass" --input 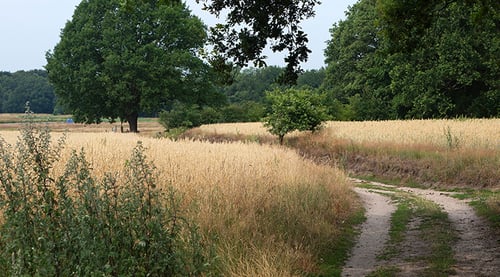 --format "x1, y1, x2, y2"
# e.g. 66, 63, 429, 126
192, 119, 500, 188
325, 119, 499, 150
197, 119, 500, 150
0, 130, 356, 275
